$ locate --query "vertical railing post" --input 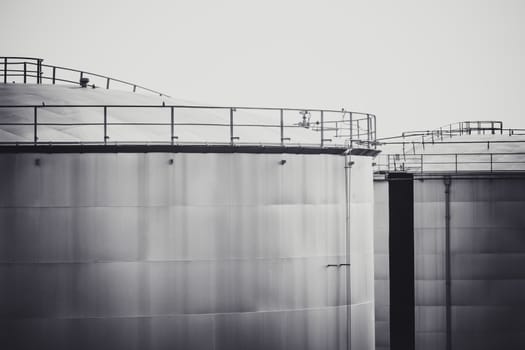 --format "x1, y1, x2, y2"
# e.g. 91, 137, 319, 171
34, 106, 38, 145
373, 114, 377, 149
52, 67, 56, 84
23, 62, 27, 83
490, 153, 493, 172
170, 106, 175, 145
349, 112, 353, 149
367, 114, 371, 148
3, 57, 7, 84
356, 119, 360, 143
230, 107, 234, 145
320, 110, 324, 147
420, 154, 424, 173
106, 78, 110, 89
37, 59, 42, 84
280, 109, 284, 146
103, 106, 108, 145
455, 154, 458, 173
